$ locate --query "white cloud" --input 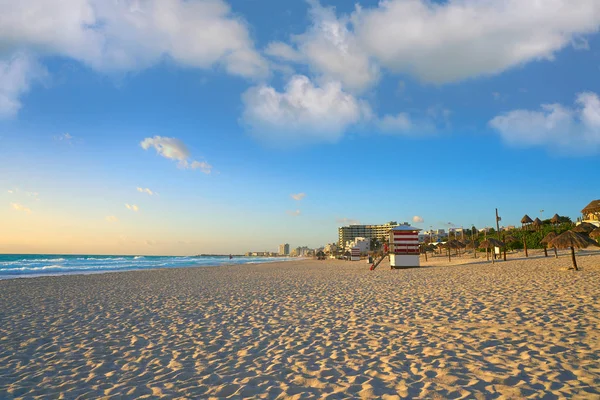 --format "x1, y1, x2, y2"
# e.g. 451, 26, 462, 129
54, 132, 73, 143
287, 210, 301, 217
377, 113, 412, 133
11, 203, 31, 213
489, 91, 600, 154
268, 1, 600, 86
0, 53, 46, 118
188, 160, 213, 174
412, 216, 424, 224
291, 192, 306, 201
265, 3, 379, 92
242, 75, 370, 144
125, 203, 139, 212
353, 0, 600, 83
0, 0, 268, 79
105, 215, 119, 223
140, 136, 213, 173
136, 187, 154, 196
